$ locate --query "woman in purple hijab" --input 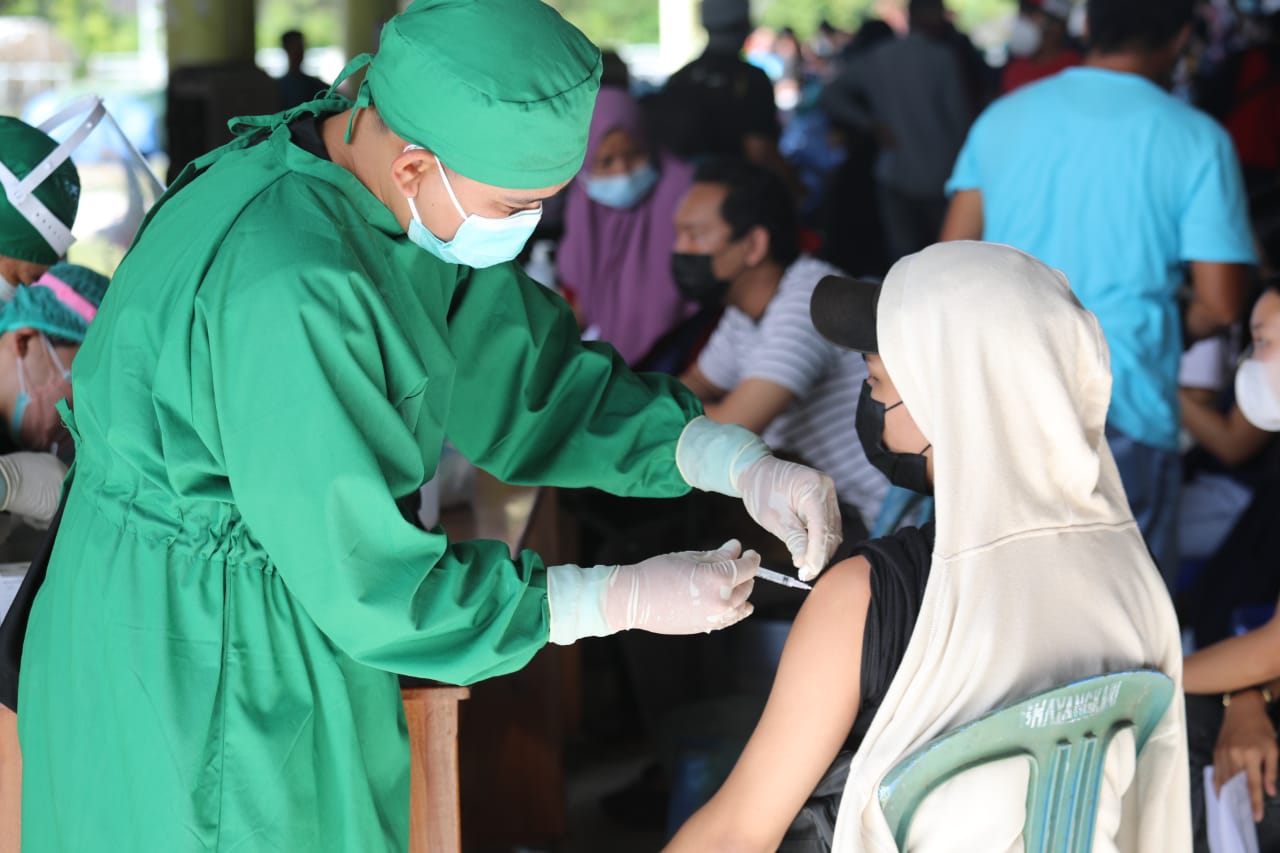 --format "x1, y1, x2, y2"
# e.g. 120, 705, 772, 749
557, 87, 697, 366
